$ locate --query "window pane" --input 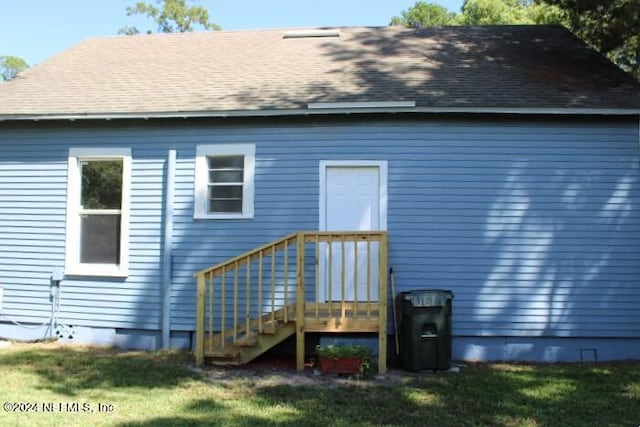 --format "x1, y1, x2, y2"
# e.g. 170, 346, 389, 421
210, 185, 243, 199
209, 199, 243, 213
209, 170, 243, 183
80, 214, 121, 264
206, 154, 245, 214
208, 155, 244, 169
81, 160, 123, 209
